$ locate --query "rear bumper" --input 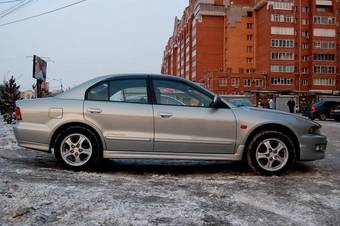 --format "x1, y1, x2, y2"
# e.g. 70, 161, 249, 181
302, 112, 317, 119
14, 122, 50, 152
330, 112, 340, 119
299, 134, 327, 161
